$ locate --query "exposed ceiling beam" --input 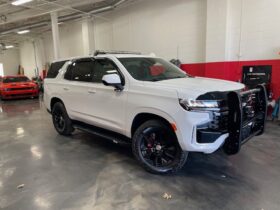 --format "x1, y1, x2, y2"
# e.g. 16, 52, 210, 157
0, 0, 133, 44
